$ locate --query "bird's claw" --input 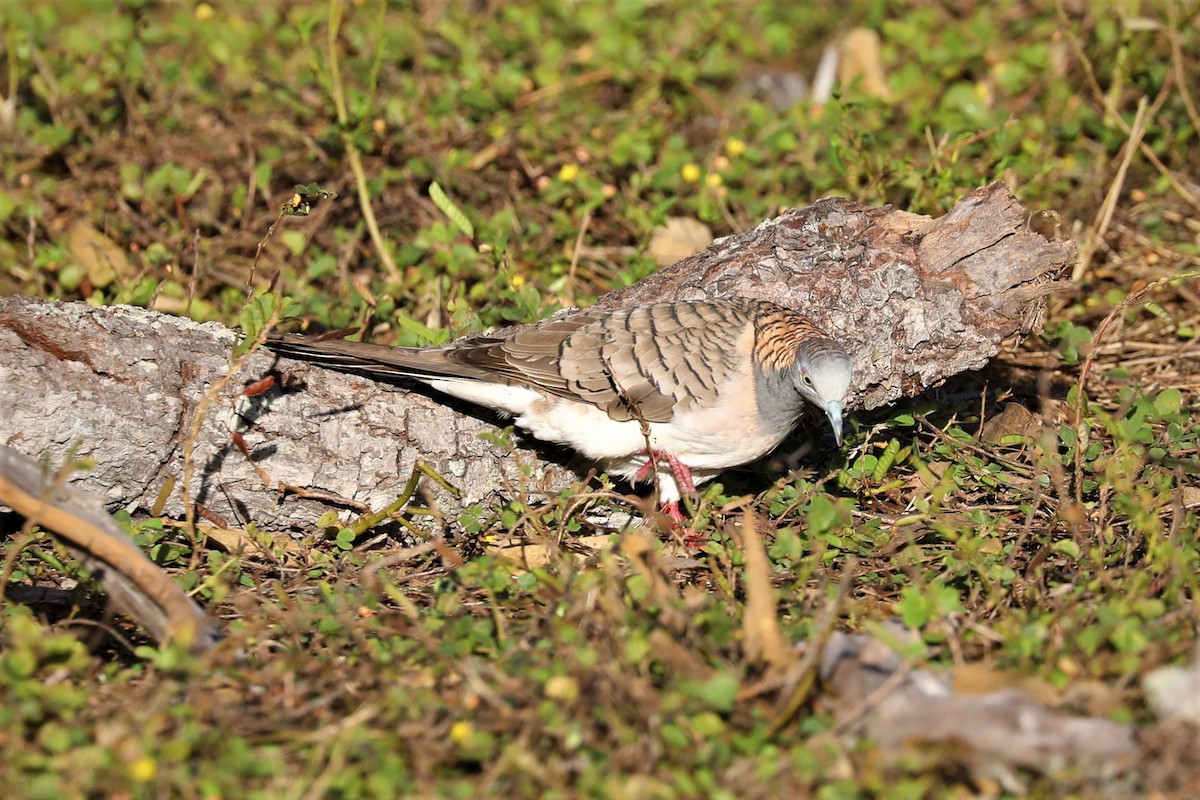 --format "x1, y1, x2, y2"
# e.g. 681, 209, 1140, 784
659, 500, 706, 549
